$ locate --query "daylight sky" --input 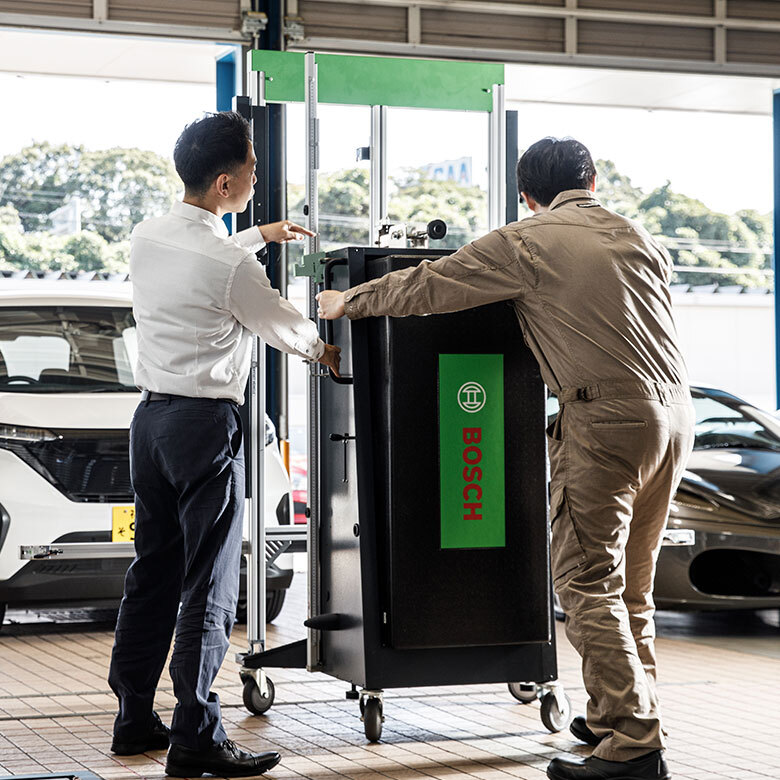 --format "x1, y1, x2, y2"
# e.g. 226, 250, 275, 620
0, 70, 773, 216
